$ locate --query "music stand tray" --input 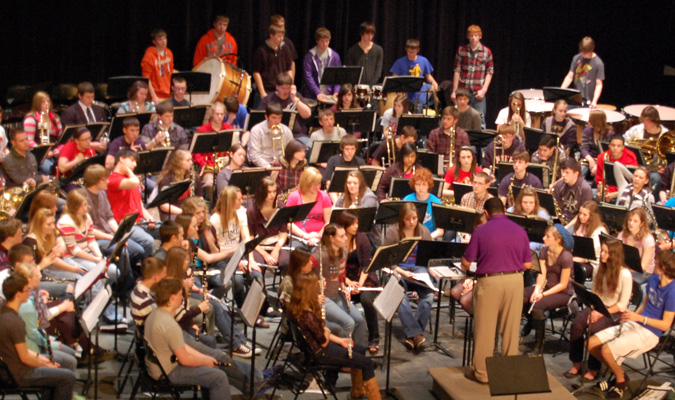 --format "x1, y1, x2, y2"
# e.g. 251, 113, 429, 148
245, 110, 297, 131
486, 354, 551, 396
228, 168, 273, 195
432, 203, 481, 233
106, 212, 139, 251
135, 148, 172, 176
329, 207, 377, 232
15, 182, 53, 222
415, 240, 467, 267
60, 153, 106, 188
389, 177, 443, 199
265, 202, 317, 230
308, 140, 341, 164
511, 186, 556, 217
599, 203, 628, 233
189, 129, 236, 155
375, 201, 427, 225
171, 71, 211, 94
523, 127, 546, 155
365, 238, 418, 275
107, 76, 148, 101
32, 145, 52, 165
320, 66, 363, 86
542, 86, 582, 106
506, 213, 549, 243
147, 180, 191, 209
653, 204, 675, 233
333, 110, 377, 133
600, 233, 642, 274
173, 105, 208, 129
604, 161, 640, 187
496, 162, 548, 186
